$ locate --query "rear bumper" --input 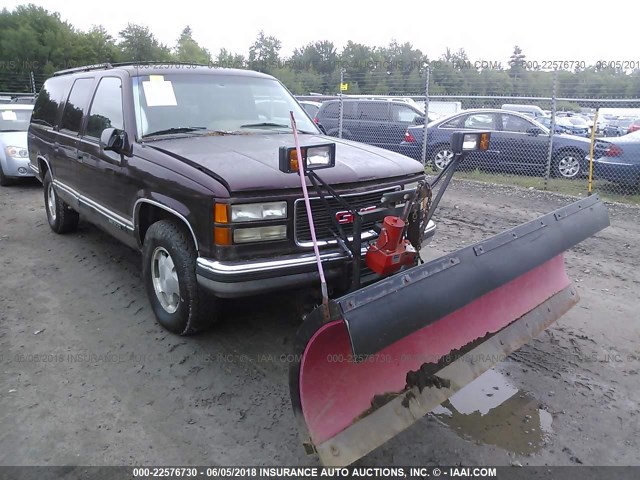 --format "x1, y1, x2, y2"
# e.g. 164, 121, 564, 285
196, 220, 436, 298
589, 157, 640, 185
